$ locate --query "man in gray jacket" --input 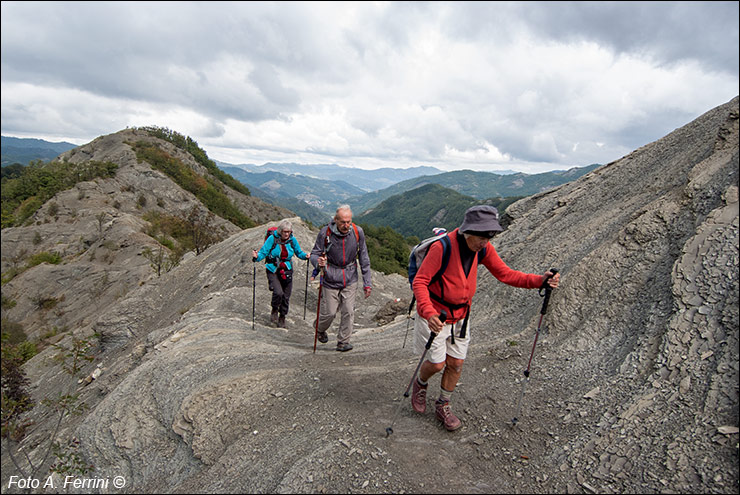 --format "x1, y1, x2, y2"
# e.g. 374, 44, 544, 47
310, 205, 372, 351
